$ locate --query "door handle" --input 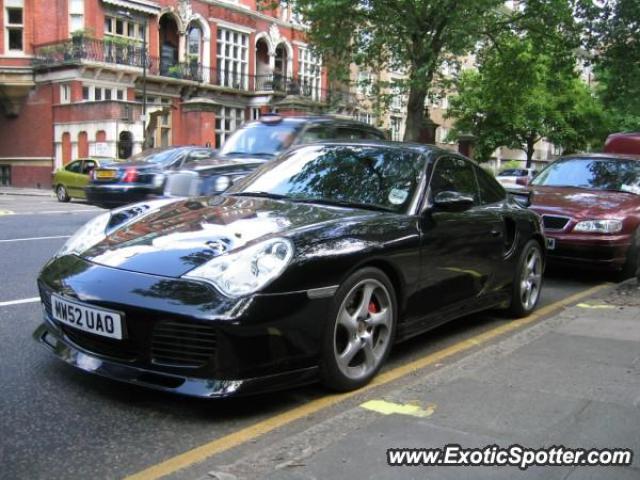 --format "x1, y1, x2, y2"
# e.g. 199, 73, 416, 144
490, 229, 502, 237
